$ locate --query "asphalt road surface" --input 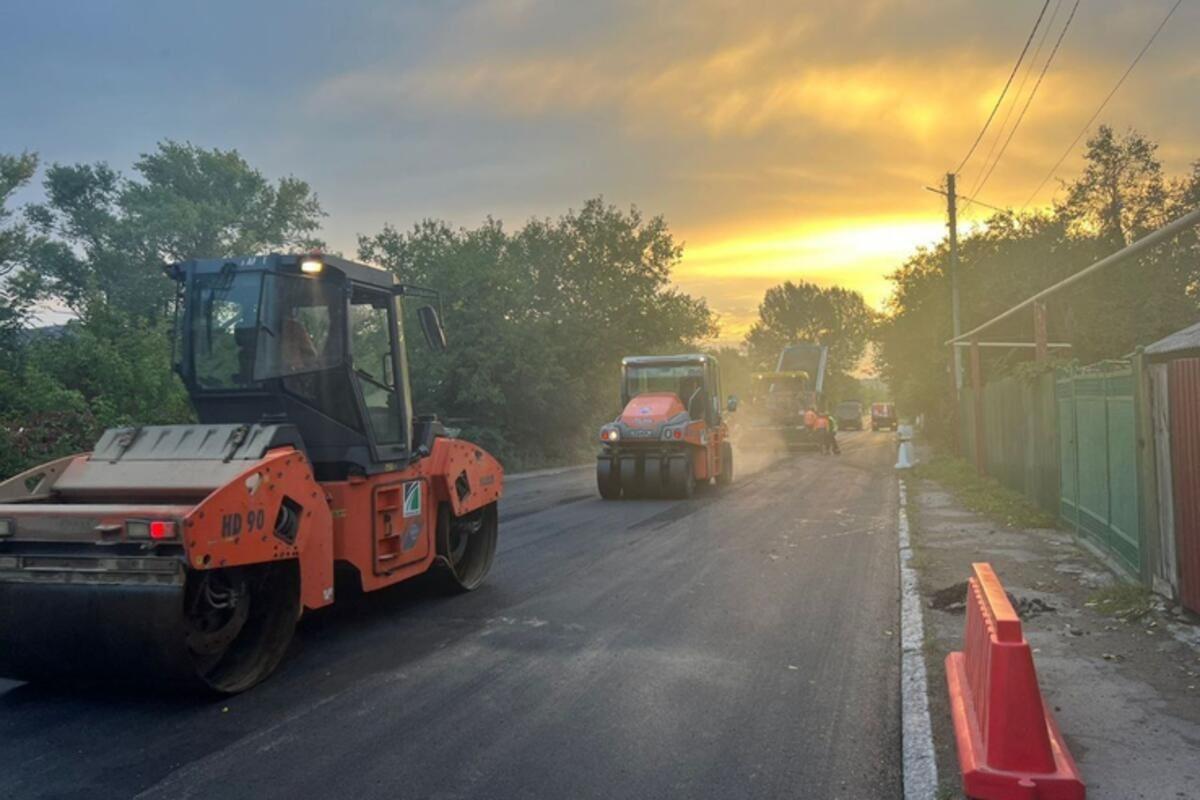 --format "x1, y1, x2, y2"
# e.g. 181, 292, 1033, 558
0, 430, 901, 800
